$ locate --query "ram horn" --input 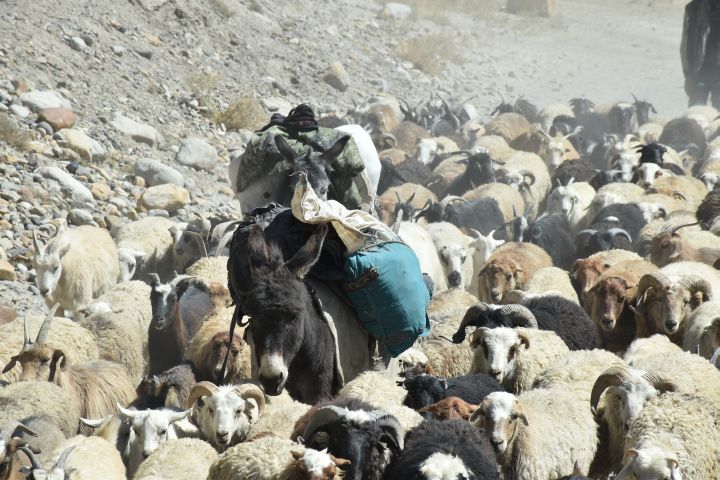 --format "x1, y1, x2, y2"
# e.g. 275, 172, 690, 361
0, 421, 37, 444
641, 372, 677, 394
681, 275, 713, 302
53, 445, 76, 471
449, 303, 496, 343
498, 304, 538, 328
439, 196, 469, 209
186, 381, 219, 409
35, 303, 60, 345
22, 311, 32, 349
186, 231, 208, 259
117, 404, 141, 420
235, 384, 266, 415
519, 170, 536, 186
670, 222, 699, 236
636, 272, 670, 305
381, 132, 398, 149
590, 366, 632, 412
372, 411, 404, 452
576, 229, 599, 237
31, 230, 45, 255
607, 228, 632, 243
17, 446, 42, 470
303, 406, 345, 442
80, 417, 107, 429
147, 272, 162, 288
169, 274, 196, 289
